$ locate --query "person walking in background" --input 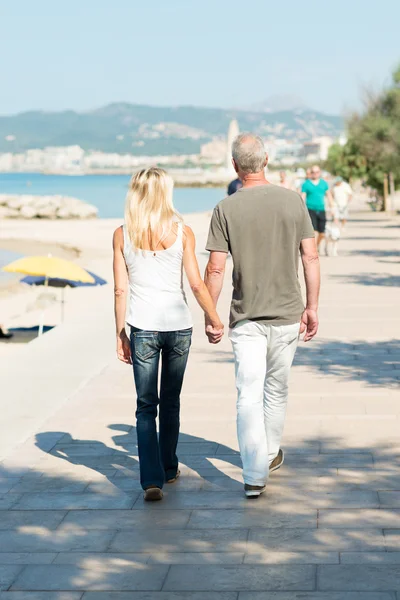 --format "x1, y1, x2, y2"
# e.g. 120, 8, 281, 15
227, 177, 242, 196
205, 134, 320, 498
332, 176, 352, 228
279, 170, 292, 189
302, 165, 334, 253
113, 167, 223, 502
